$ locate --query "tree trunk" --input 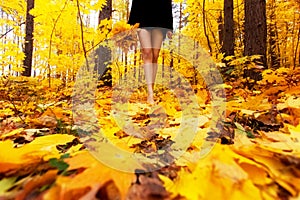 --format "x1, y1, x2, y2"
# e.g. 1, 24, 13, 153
268, 0, 279, 68
223, 0, 234, 57
244, 0, 267, 67
97, 0, 112, 86
22, 0, 34, 77
217, 12, 223, 48
202, 0, 212, 54
98, 0, 112, 24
